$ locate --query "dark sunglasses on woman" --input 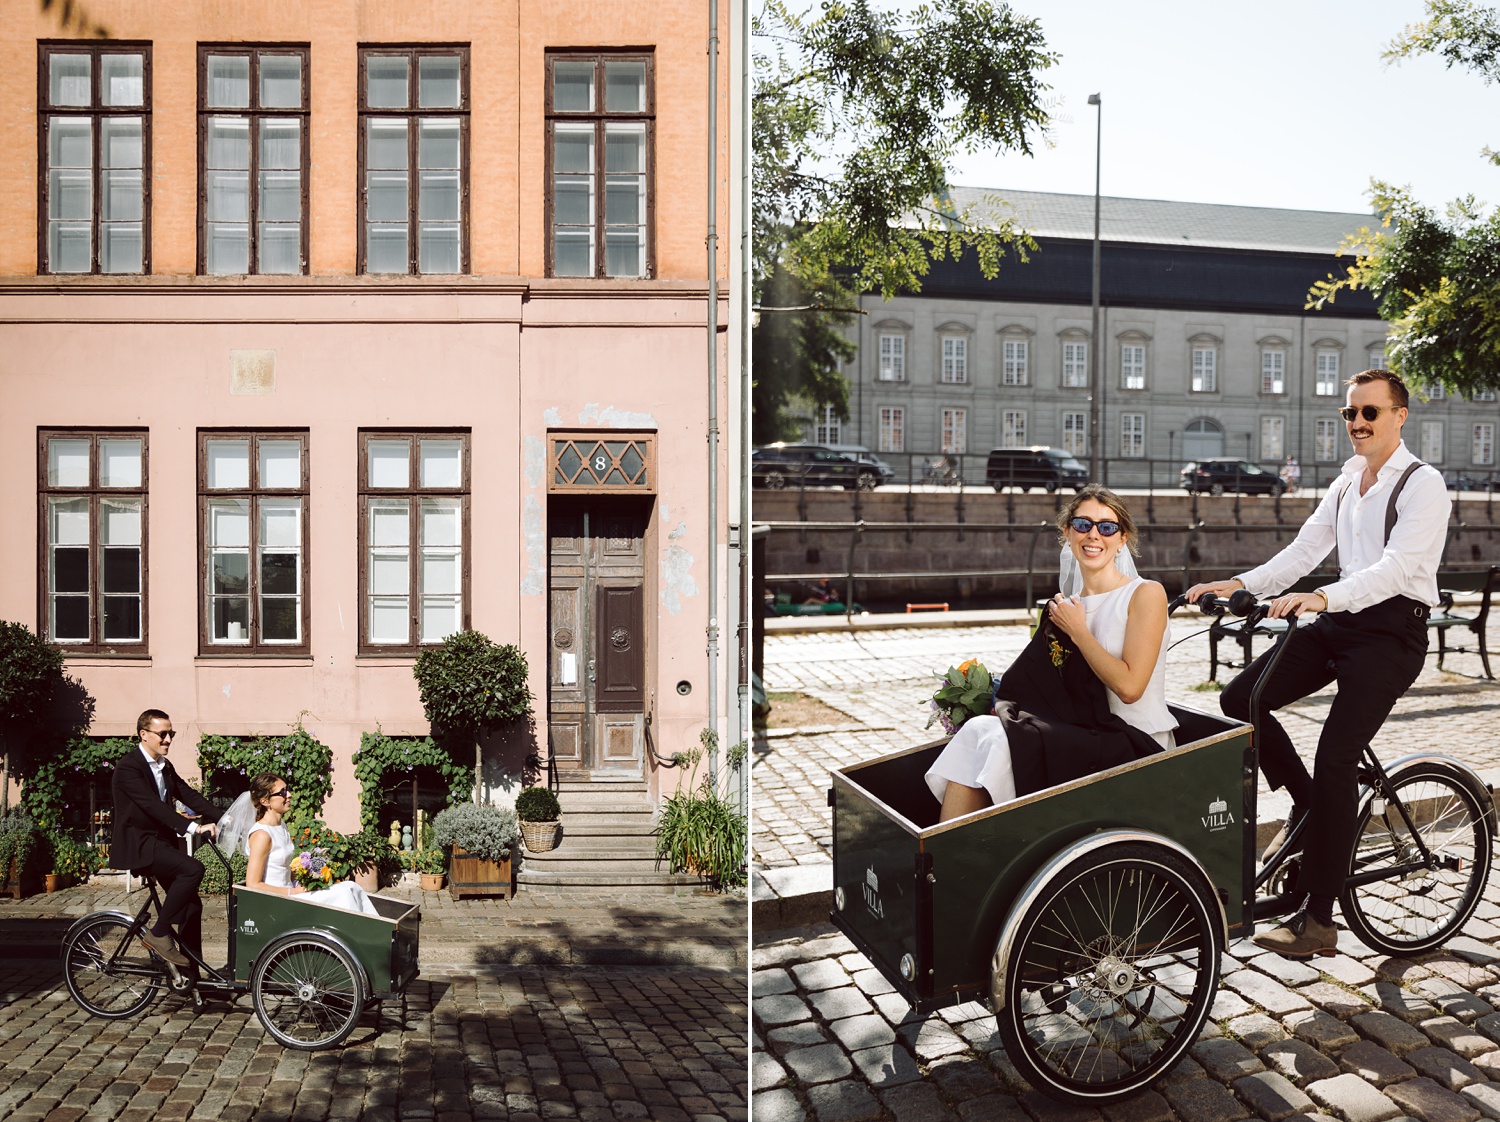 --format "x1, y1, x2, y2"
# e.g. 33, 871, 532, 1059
1069, 517, 1121, 537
